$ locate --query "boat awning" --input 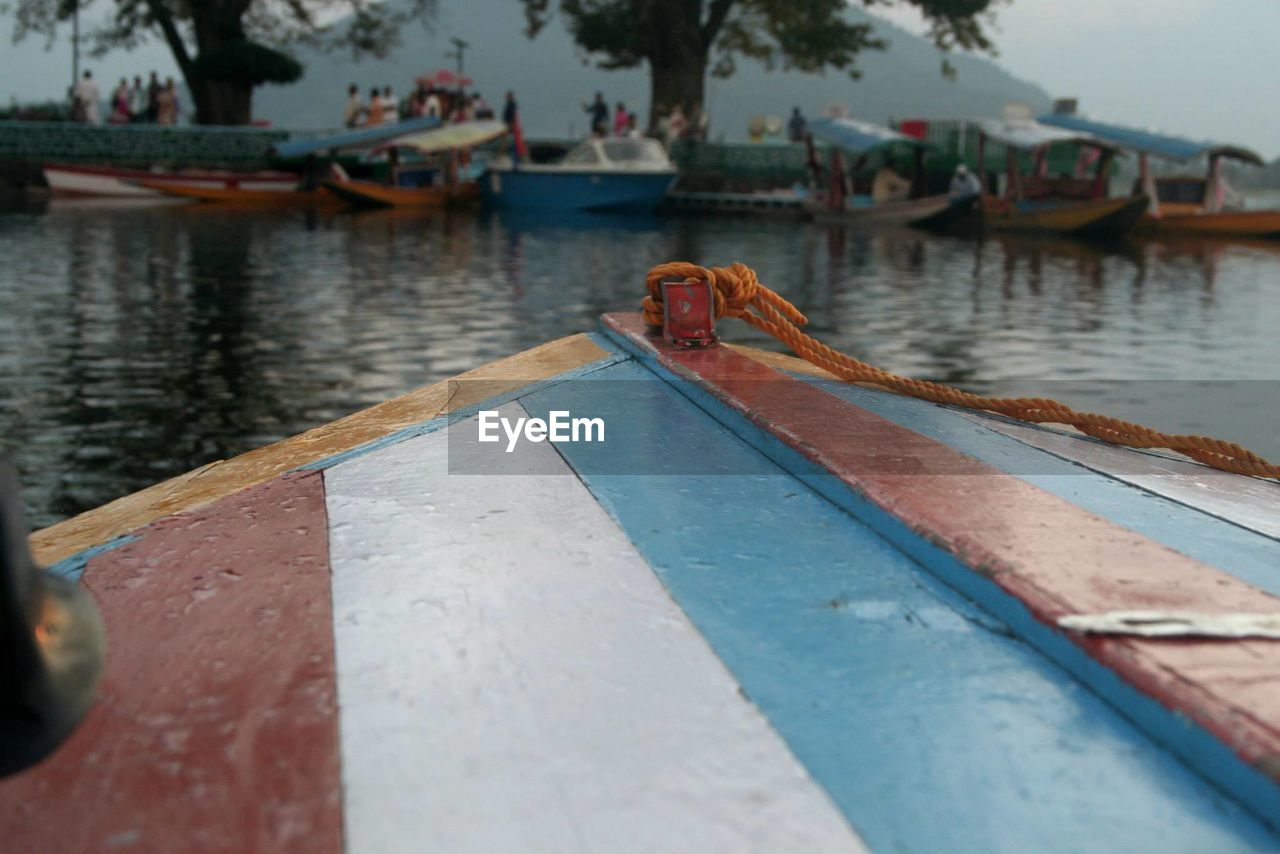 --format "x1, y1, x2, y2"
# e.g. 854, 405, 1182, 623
270, 116, 443, 159
806, 116, 925, 154
1039, 113, 1264, 165
374, 120, 509, 155
978, 117, 1117, 153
